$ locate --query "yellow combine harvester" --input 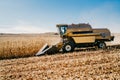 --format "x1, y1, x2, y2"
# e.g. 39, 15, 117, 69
36, 23, 114, 56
